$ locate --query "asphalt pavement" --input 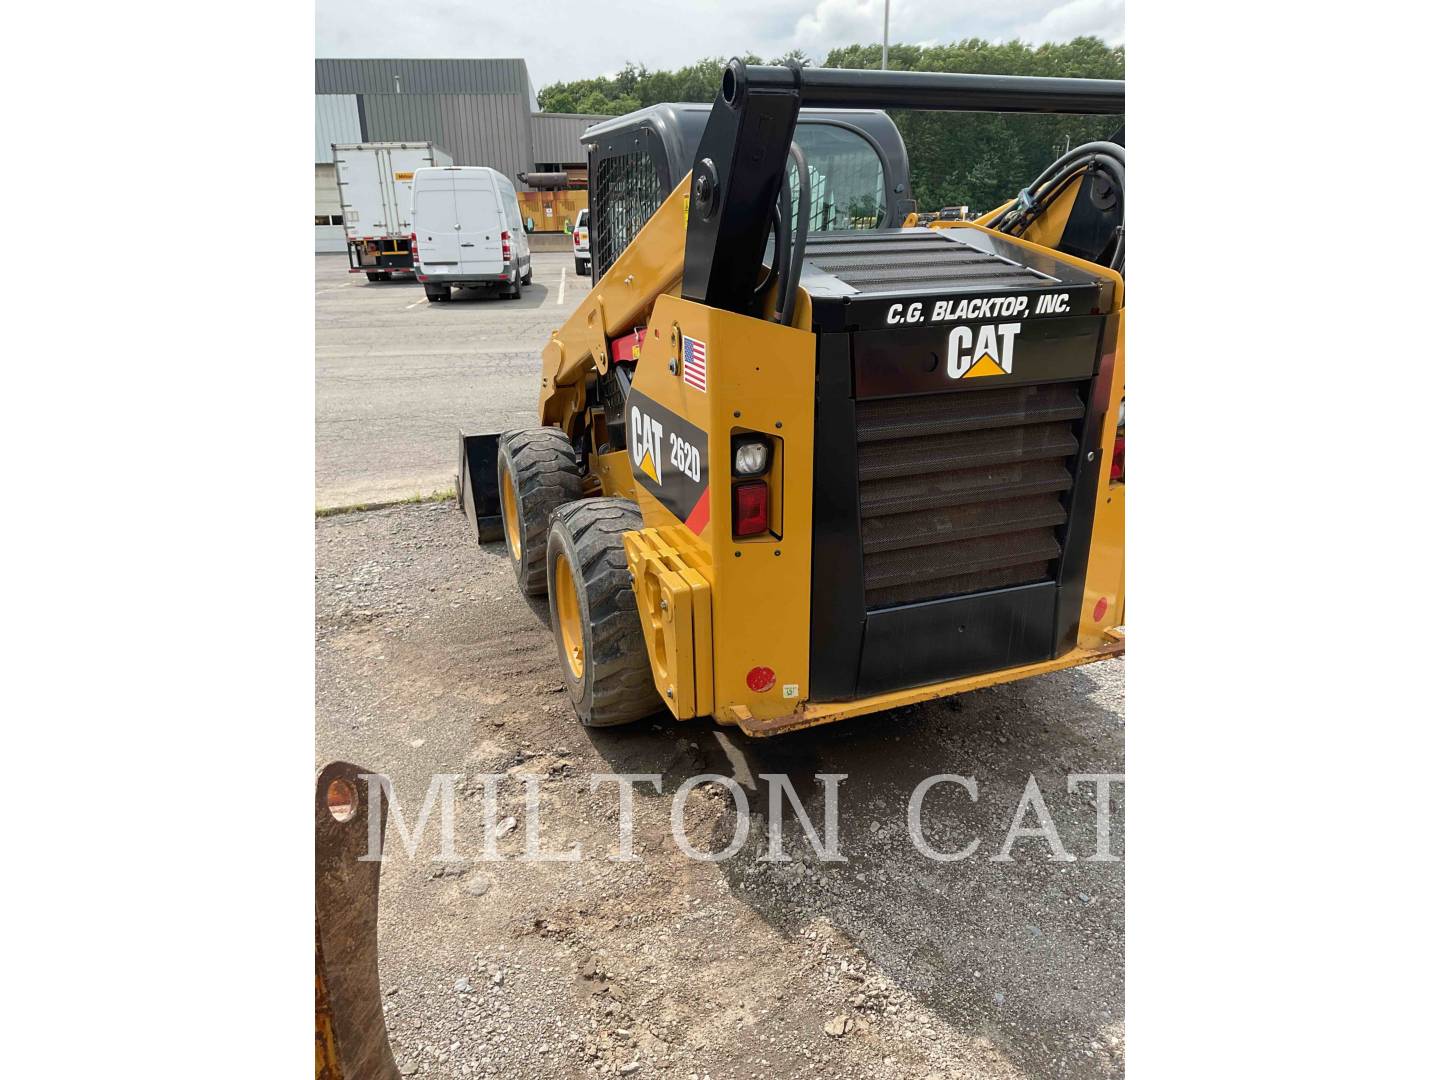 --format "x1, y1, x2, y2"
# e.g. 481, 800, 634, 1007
315, 251, 587, 508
